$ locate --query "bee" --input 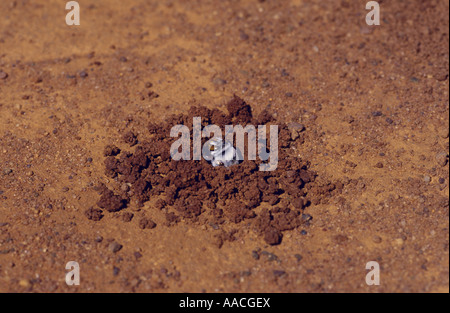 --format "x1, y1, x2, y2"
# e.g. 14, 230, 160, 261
205, 137, 240, 168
